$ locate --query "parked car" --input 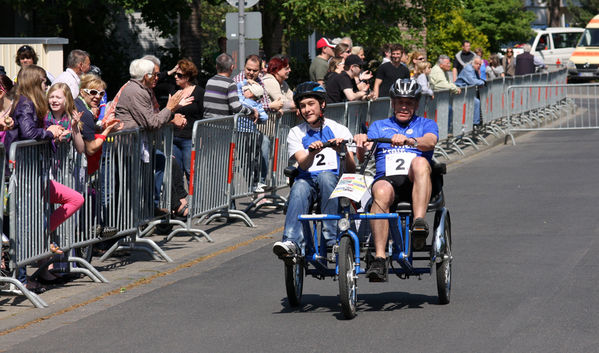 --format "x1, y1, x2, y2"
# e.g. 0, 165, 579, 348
567, 15, 599, 79
513, 27, 584, 67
